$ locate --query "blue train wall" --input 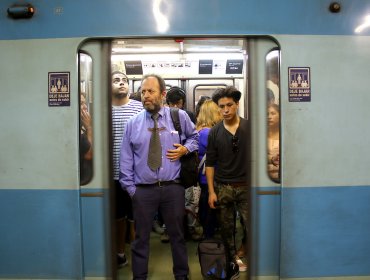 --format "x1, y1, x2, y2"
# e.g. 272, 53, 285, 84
1, 0, 370, 279
1, 0, 370, 39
